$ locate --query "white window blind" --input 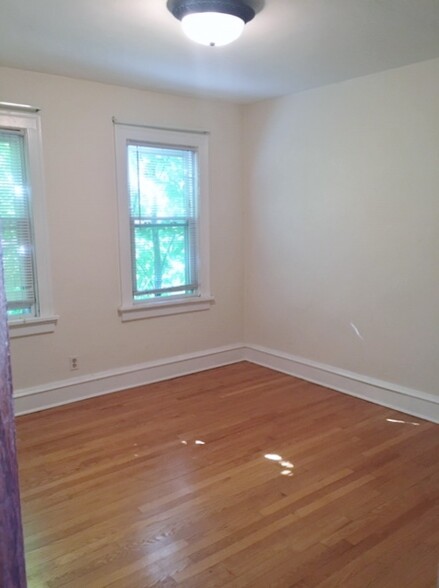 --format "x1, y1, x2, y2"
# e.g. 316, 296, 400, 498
127, 141, 199, 301
0, 129, 37, 317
